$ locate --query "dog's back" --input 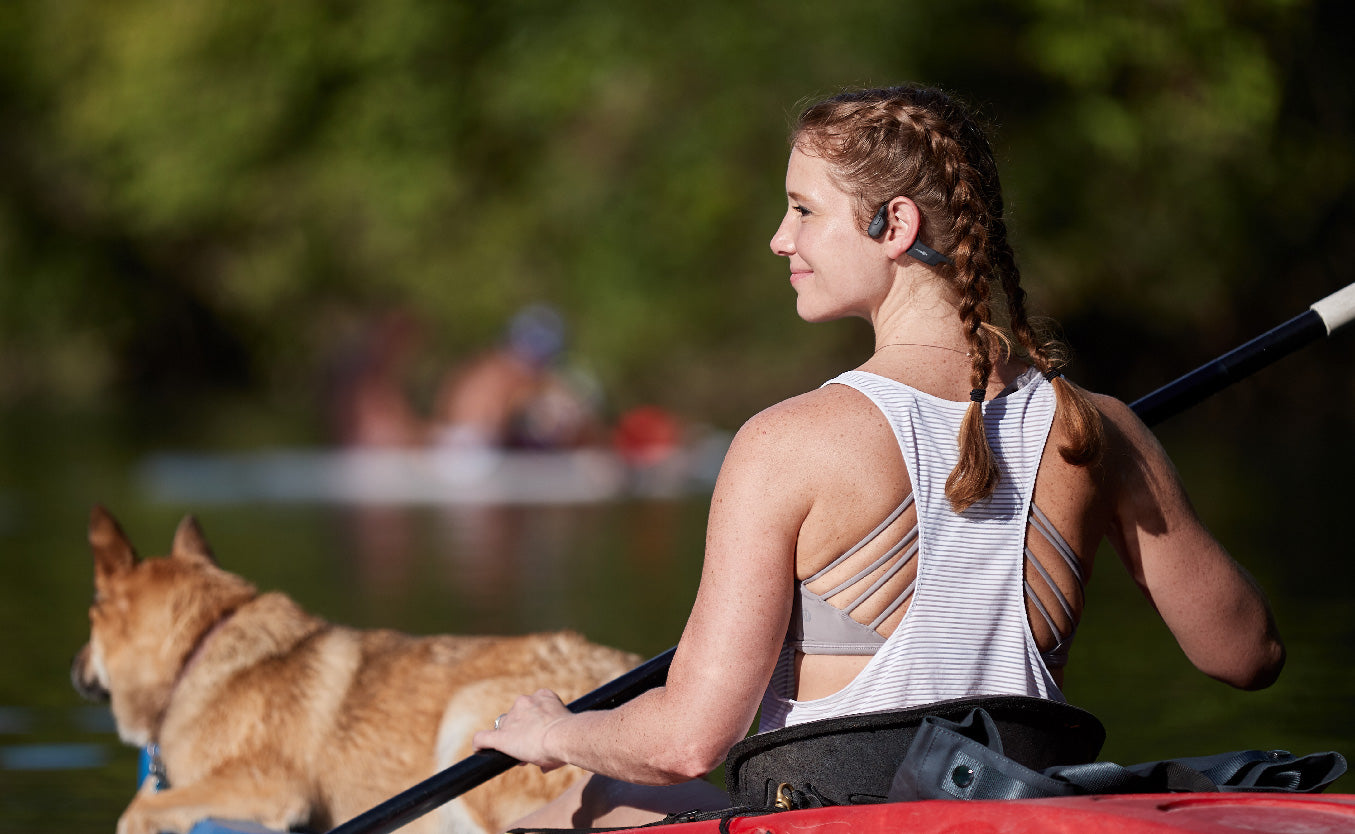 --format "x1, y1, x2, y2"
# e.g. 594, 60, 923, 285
72, 507, 641, 834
